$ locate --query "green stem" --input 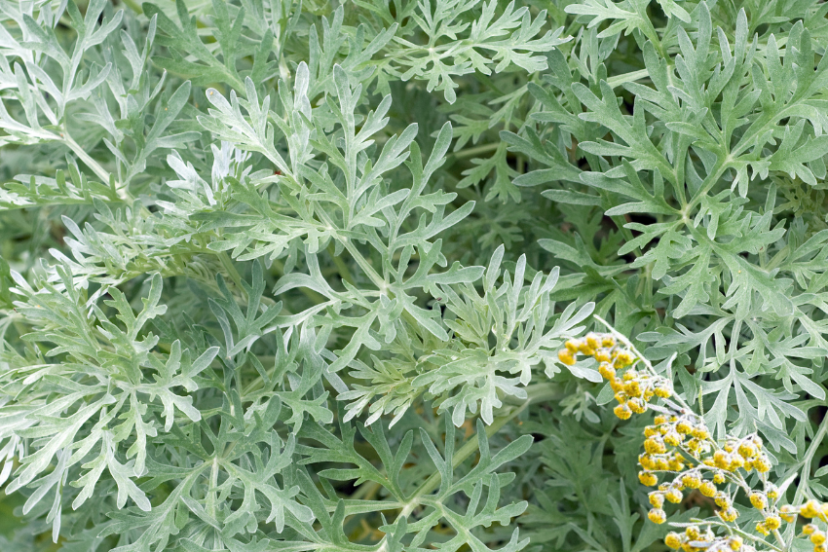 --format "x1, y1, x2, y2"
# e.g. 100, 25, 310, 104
399, 382, 561, 516
62, 133, 132, 202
